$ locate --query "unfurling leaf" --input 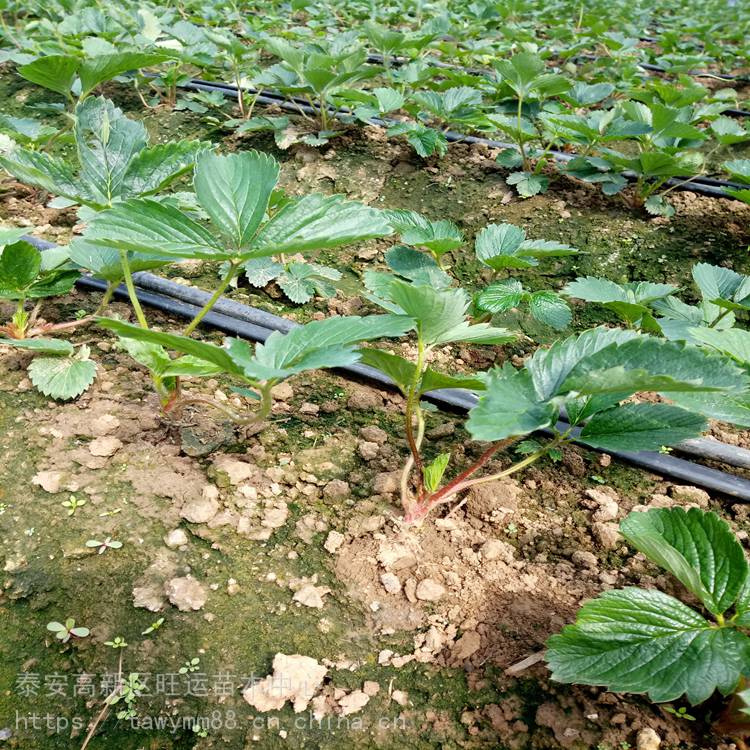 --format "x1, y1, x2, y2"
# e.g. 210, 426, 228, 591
423, 453, 450, 493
